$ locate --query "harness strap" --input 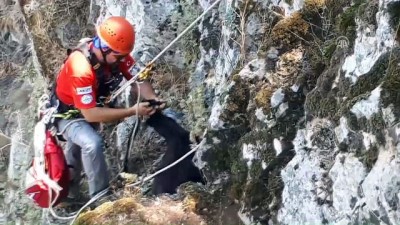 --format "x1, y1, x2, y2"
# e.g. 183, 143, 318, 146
65, 38, 122, 107
52, 110, 81, 120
